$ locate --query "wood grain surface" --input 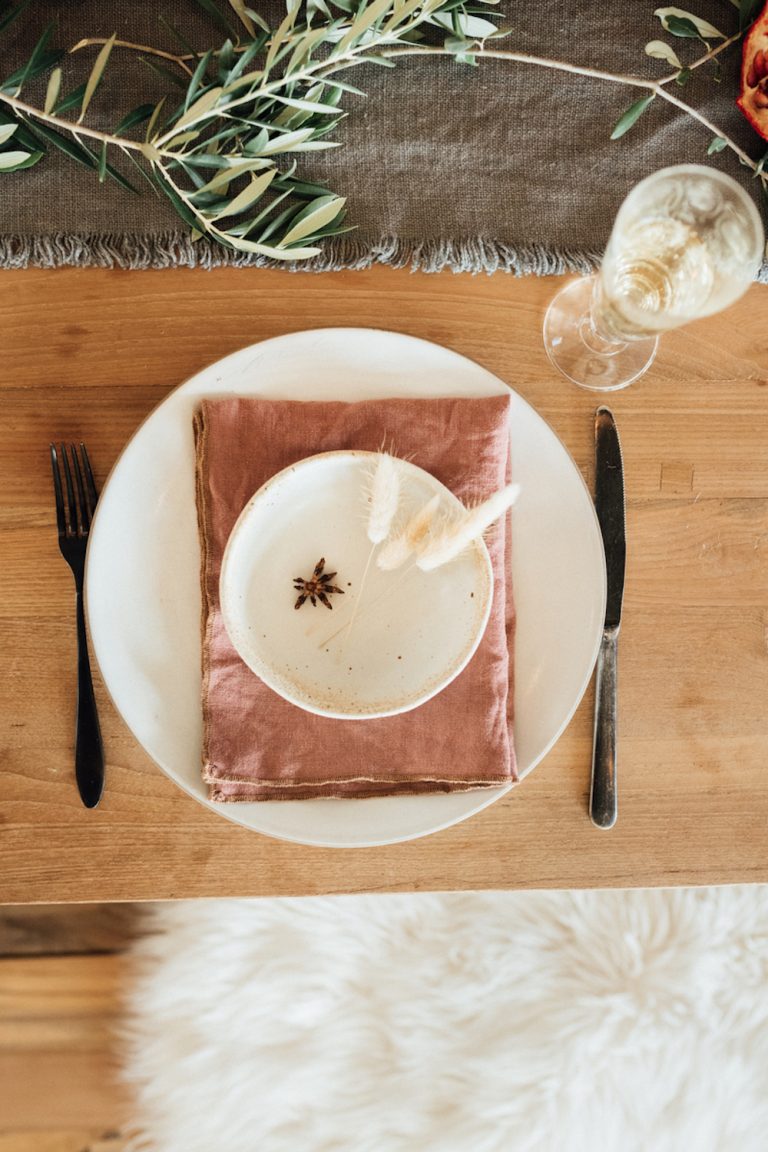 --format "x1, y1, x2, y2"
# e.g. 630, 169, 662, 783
1, 265, 767, 903
0, 906, 133, 1149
